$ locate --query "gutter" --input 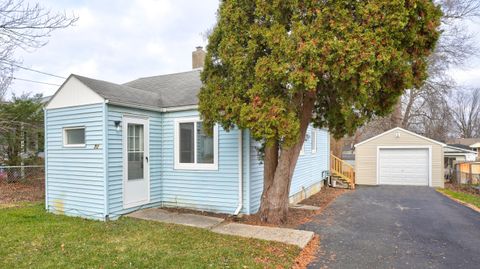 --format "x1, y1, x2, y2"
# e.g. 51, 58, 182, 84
234, 129, 243, 215
107, 100, 198, 113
